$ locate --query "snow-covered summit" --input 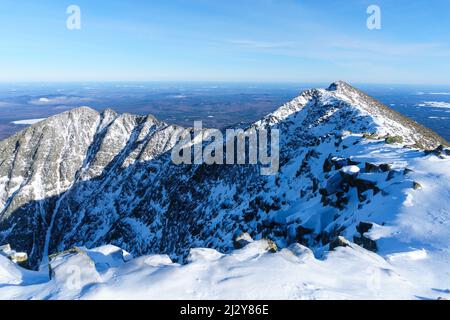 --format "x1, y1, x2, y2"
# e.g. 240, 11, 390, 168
257, 81, 448, 149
